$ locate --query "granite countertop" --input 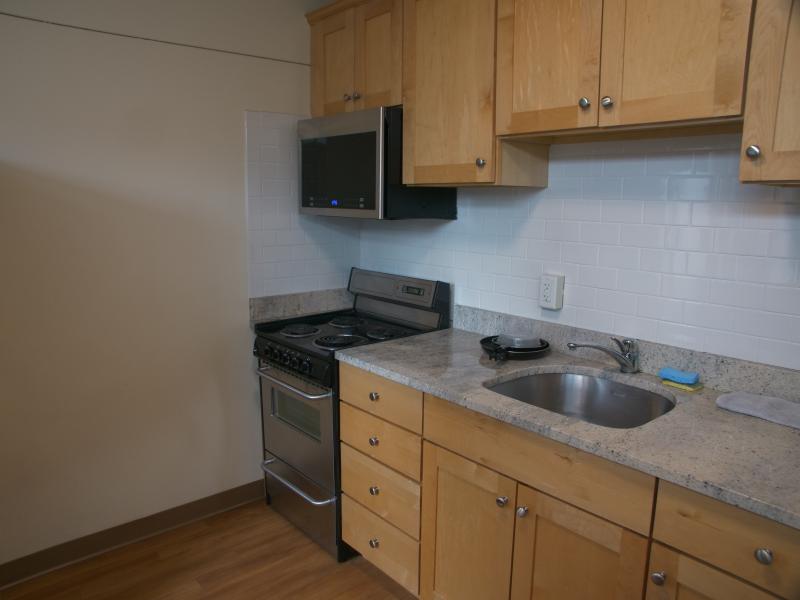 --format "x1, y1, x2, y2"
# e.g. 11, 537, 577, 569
337, 328, 800, 530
